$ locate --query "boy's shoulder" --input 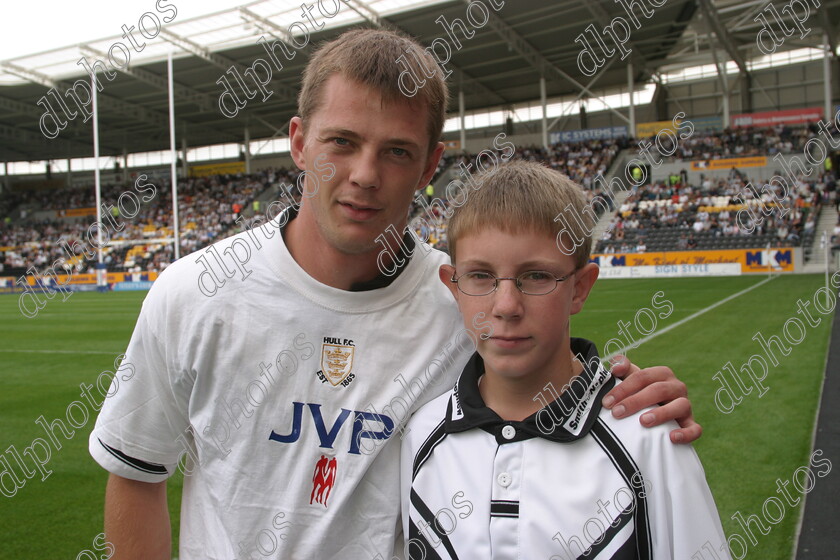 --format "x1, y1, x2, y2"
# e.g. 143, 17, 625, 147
404, 387, 453, 449
595, 379, 689, 464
